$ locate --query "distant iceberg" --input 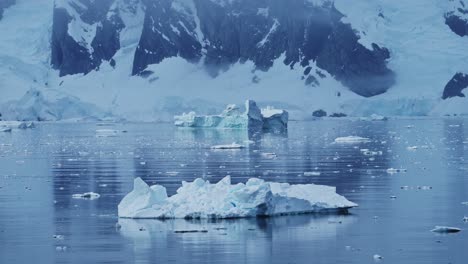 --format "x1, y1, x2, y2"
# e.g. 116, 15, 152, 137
174, 100, 288, 132
118, 176, 357, 219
